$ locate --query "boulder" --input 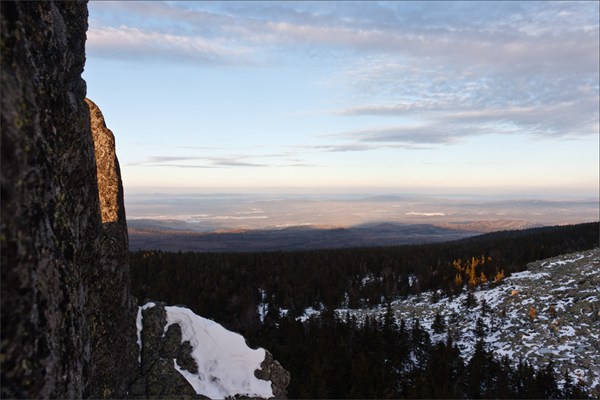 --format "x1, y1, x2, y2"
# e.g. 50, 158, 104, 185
255, 350, 291, 399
